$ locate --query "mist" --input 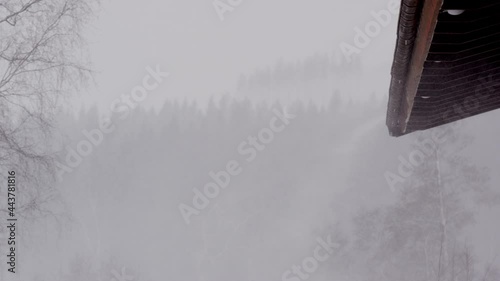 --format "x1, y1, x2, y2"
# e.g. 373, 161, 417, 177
1, 1, 499, 281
